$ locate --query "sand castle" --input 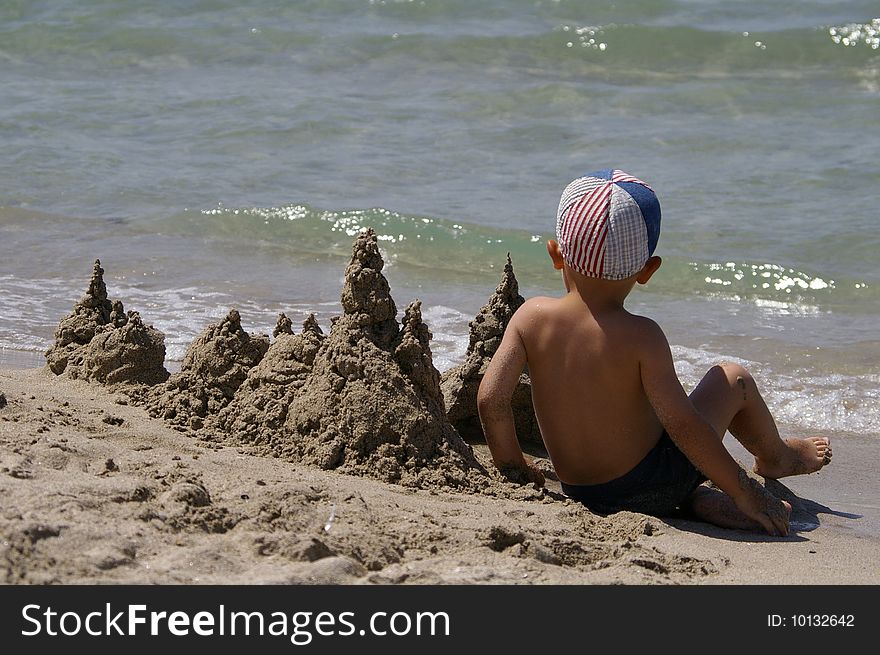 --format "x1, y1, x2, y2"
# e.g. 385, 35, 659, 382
45, 259, 168, 386
215, 312, 326, 445
211, 230, 487, 489
268, 230, 484, 489
145, 309, 270, 430
440, 255, 542, 447
47, 231, 489, 491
